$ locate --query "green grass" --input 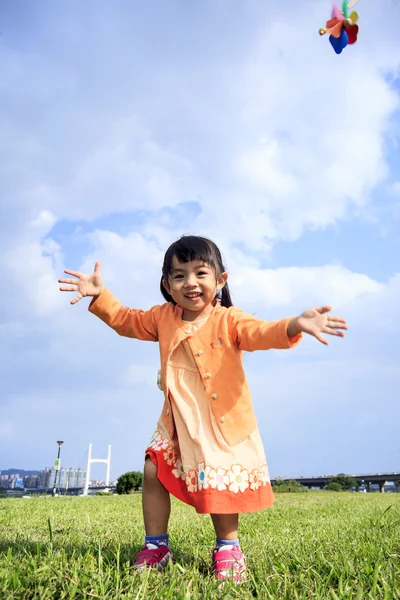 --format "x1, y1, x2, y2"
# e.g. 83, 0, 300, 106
0, 492, 399, 599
